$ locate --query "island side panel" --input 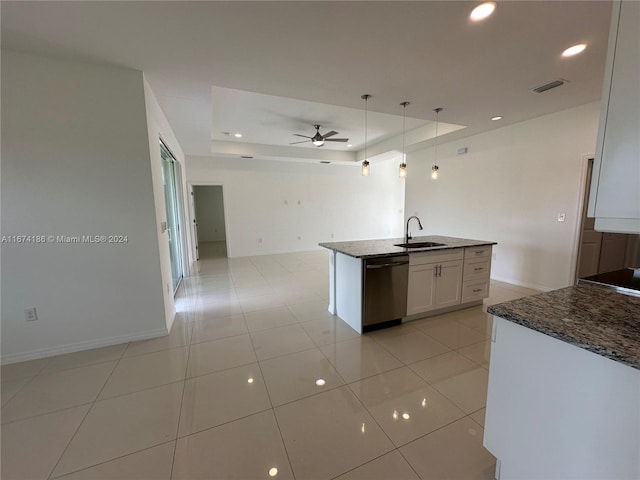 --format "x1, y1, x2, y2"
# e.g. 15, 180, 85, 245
335, 252, 363, 334
485, 316, 640, 479
327, 250, 337, 315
